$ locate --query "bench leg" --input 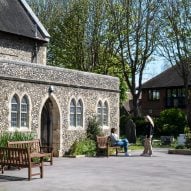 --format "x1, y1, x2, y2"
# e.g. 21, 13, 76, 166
1, 165, 5, 174
50, 155, 53, 165
28, 165, 31, 181
116, 148, 118, 156
107, 148, 109, 157
40, 159, 44, 178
